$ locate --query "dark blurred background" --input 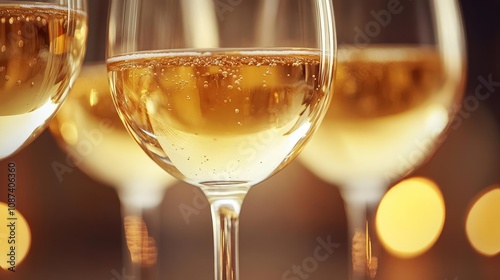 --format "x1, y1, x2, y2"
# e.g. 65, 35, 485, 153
0, 0, 499, 279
